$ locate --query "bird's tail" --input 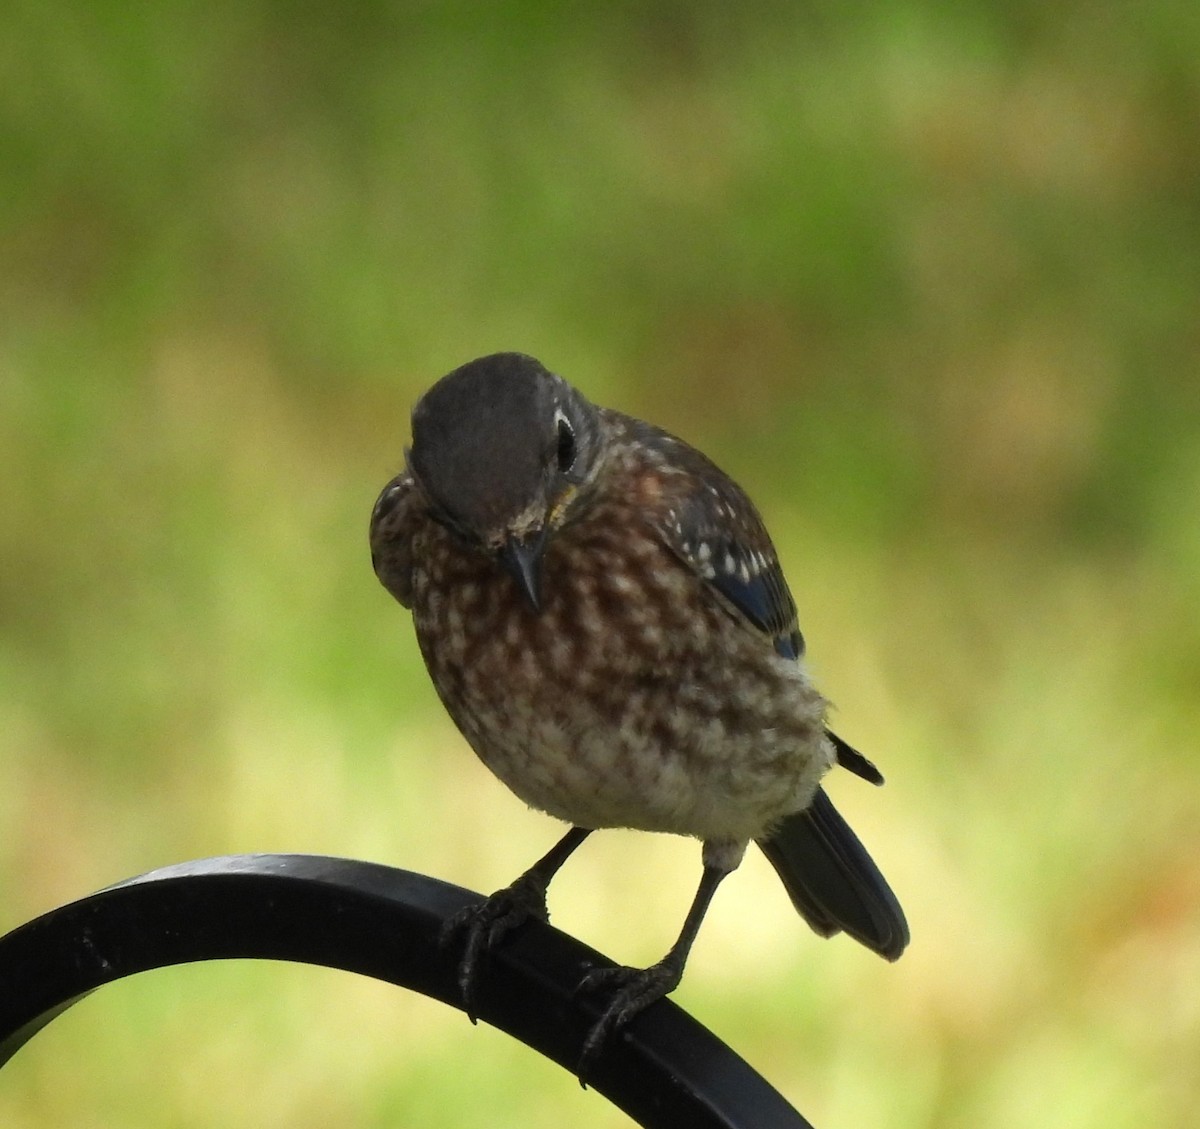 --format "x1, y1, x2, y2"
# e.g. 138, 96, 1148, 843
756, 787, 909, 961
